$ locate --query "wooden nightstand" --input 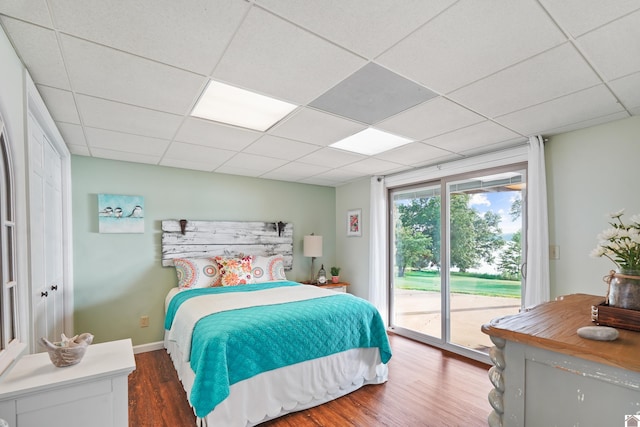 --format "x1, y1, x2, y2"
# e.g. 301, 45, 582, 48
315, 282, 349, 293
